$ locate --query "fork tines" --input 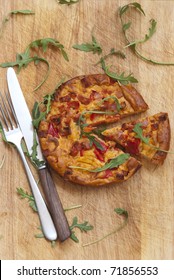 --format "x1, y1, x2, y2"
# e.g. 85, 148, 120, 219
0, 91, 19, 131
